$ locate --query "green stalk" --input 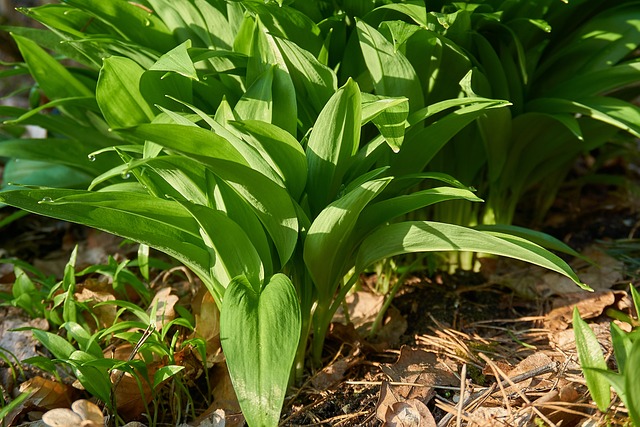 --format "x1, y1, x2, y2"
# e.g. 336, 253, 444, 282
368, 255, 426, 339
